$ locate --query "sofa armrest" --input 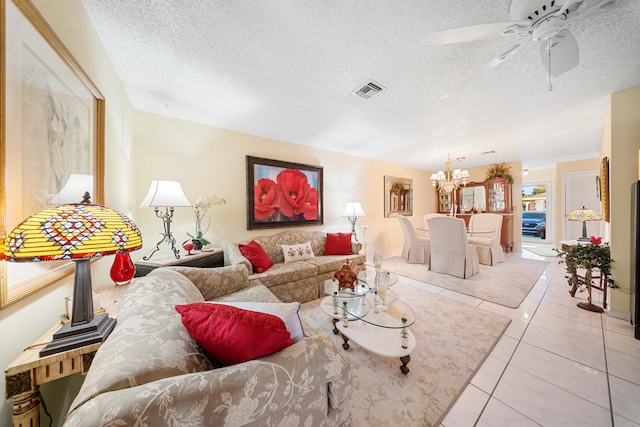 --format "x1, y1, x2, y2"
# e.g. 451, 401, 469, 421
227, 243, 253, 274
164, 264, 250, 301
64, 334, 351, 426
